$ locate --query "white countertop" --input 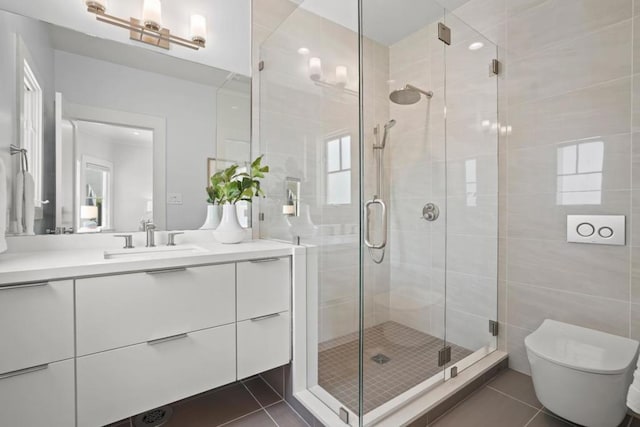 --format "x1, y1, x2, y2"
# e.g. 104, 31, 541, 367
0, 236, 296, 285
